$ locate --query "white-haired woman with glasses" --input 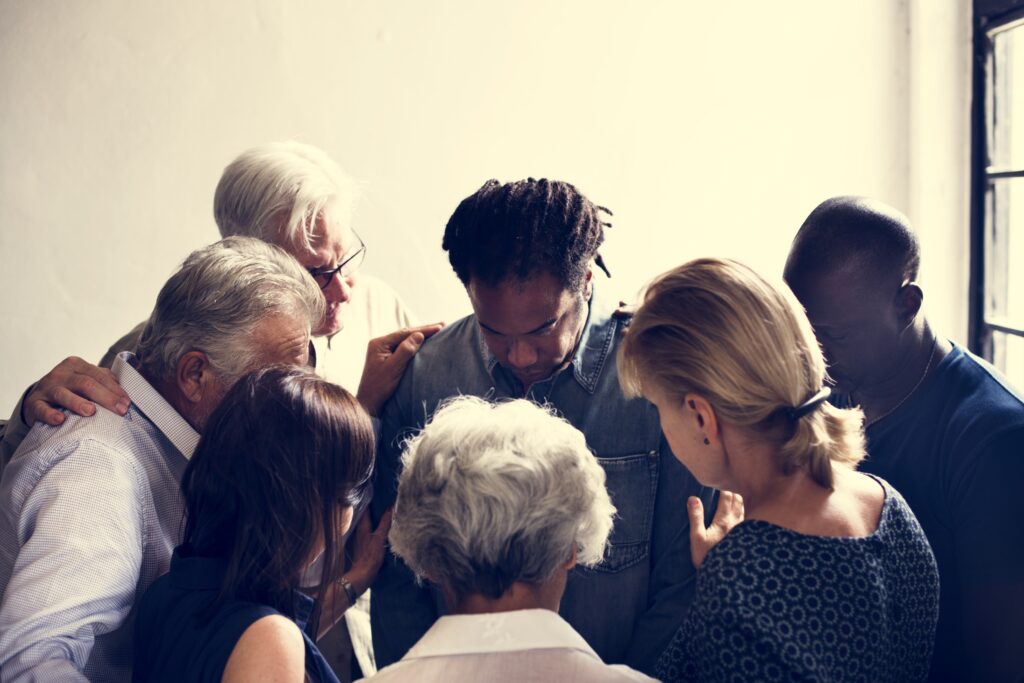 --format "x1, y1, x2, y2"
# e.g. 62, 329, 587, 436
365, 396, 656, 682
619, 258, 939, 682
